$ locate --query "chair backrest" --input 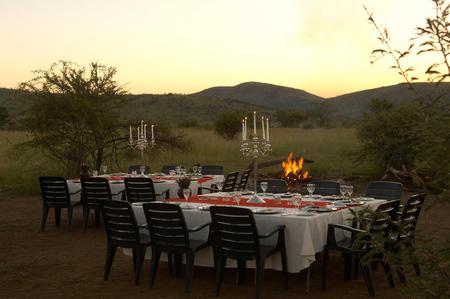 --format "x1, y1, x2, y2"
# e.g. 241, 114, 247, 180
210, 206, 259, 259
128, 165, 150, 175
124, 177, 157, 203
400, 193, 426, 235
39, 176, 70, 206
99, 200, 140, 247
142, 202, 189, 252
80, 177, 112, 207
366, 181, 402, 200
236, 169, 252, 191
161, 165, 176, 174
257, 179, 288, 193
374, 199, 401, 233
312, 180, 340, 196
223, 171, 239, 192
201, 165, 224, 175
